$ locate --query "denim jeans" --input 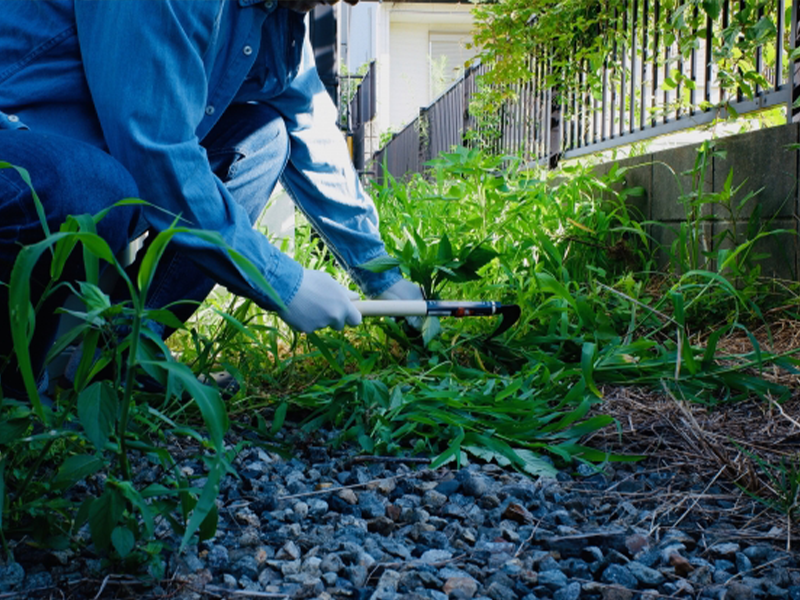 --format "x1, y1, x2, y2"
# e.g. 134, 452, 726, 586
0, 103, 290, 397
0, 130, 141, 397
